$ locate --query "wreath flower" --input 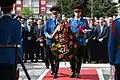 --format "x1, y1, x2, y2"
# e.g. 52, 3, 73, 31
51, 22, 78, 60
